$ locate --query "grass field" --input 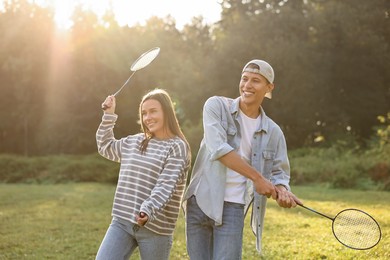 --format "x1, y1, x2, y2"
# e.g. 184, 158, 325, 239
0, 183, 389, 260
